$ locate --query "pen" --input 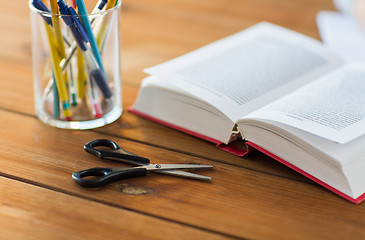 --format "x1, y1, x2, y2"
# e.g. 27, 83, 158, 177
31, 1, 60, 117
86, 70, 103, 119
57, 1, 87, 51
96, 0, 117, 49
68, 65, 78, 106
44, 23, 72, 120
57, 0, 112, 99
49, 0, 69, 67
74, 0, 105, 69
49, 0, 72, 120
52, 71, 60, 117
77, 49, 87, 100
